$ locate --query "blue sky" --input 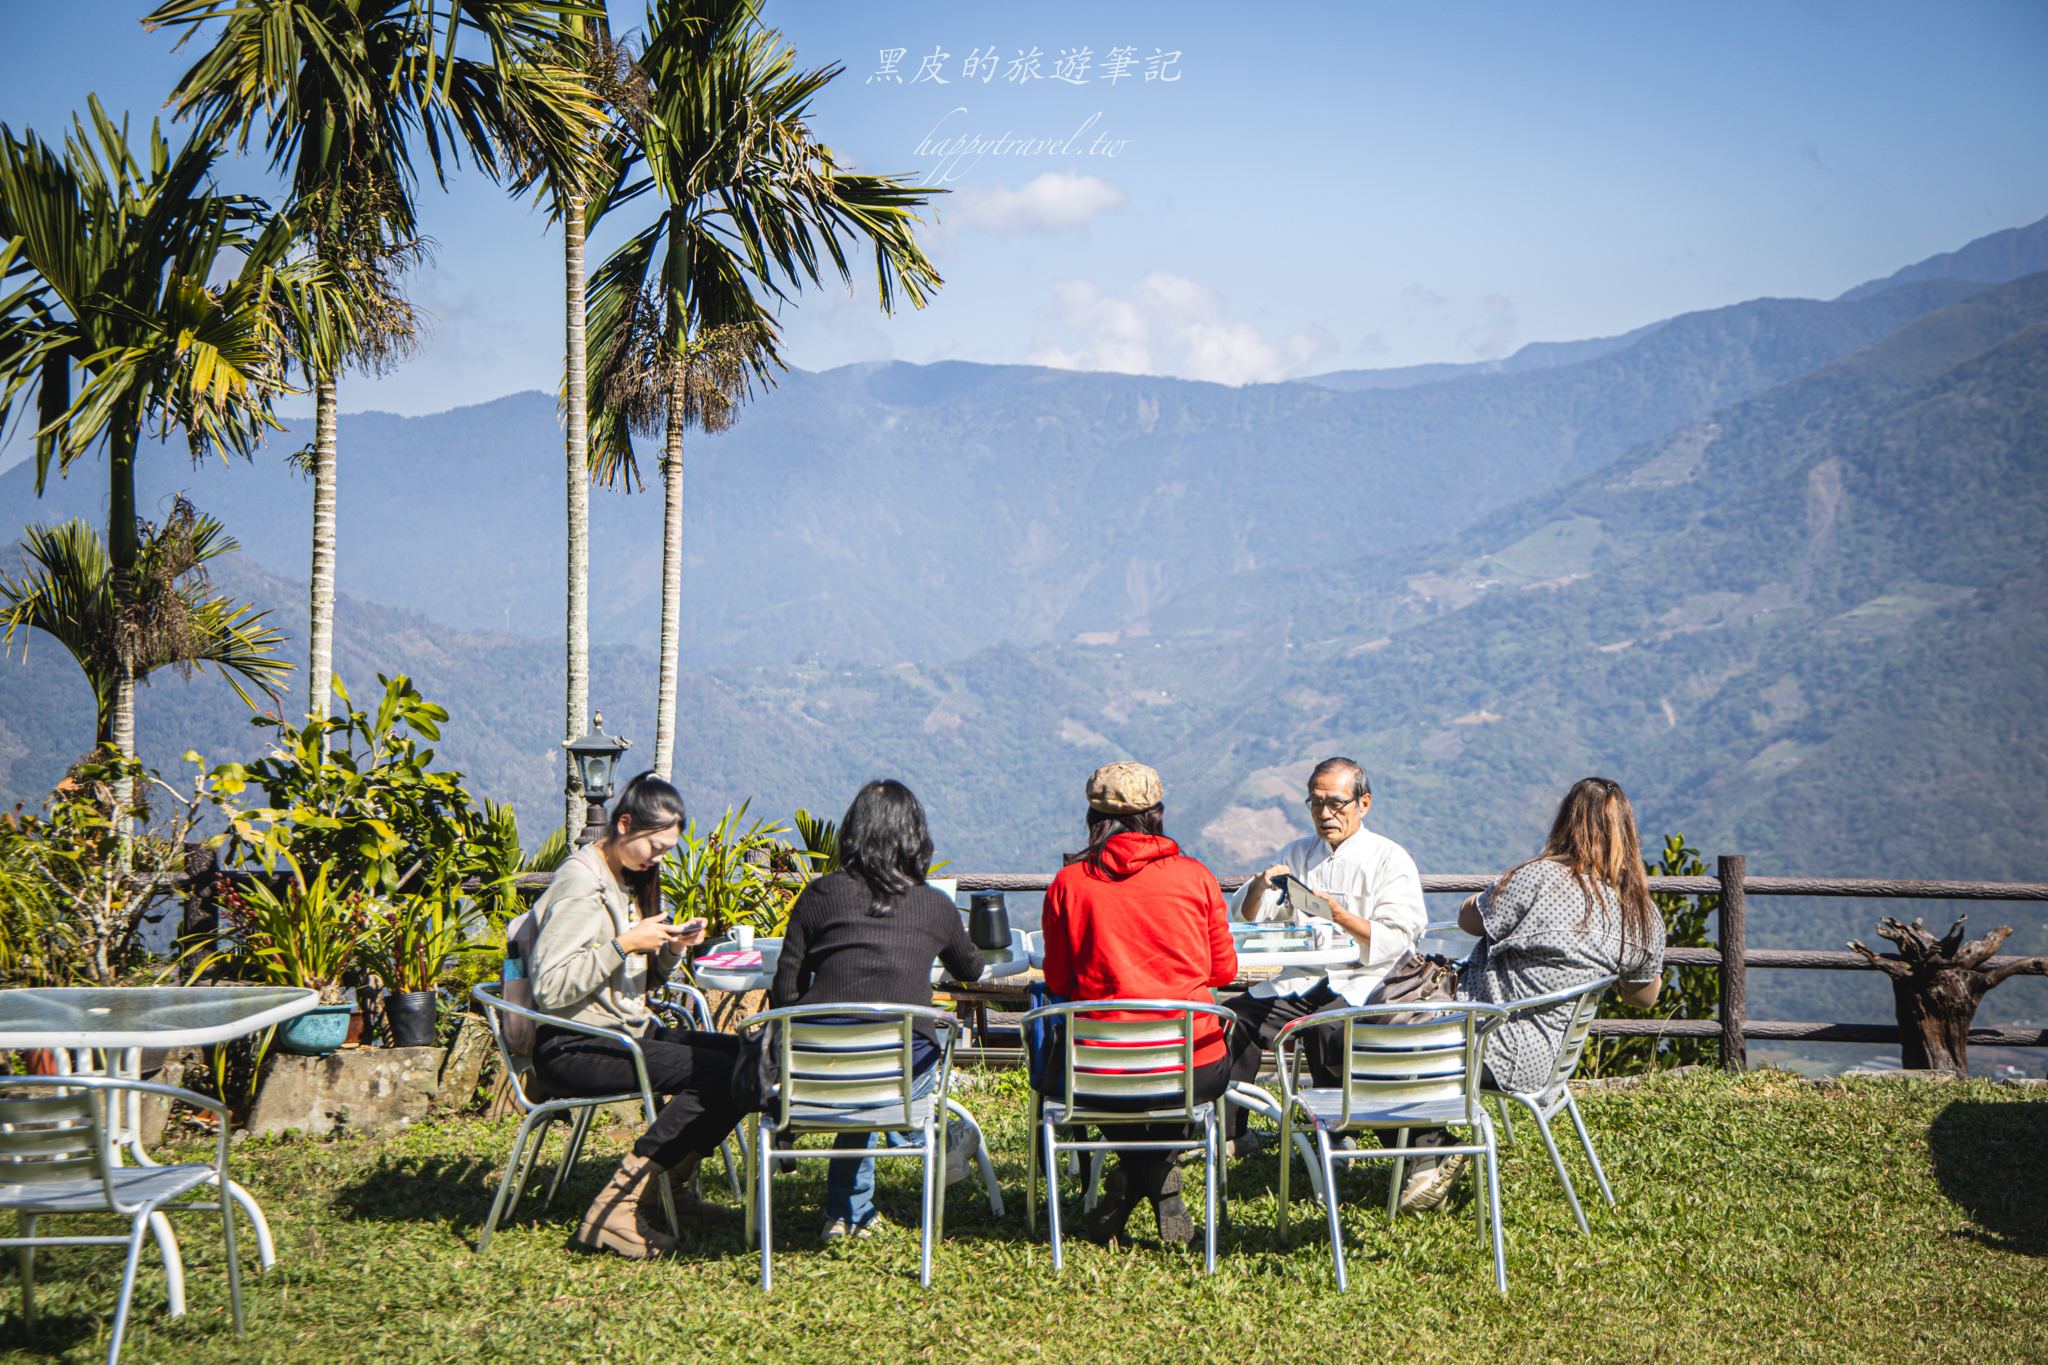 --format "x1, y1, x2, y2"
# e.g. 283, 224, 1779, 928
0, 0, 2044, 435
